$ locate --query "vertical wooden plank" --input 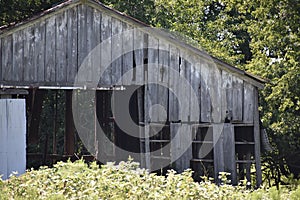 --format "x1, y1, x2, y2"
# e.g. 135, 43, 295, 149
24, 27, 36, 82
12, 31, 23, 82
190, 56, 201, 122
7, 99, 26, 178
157, 39, 169, 122
221, 70, 233, 122
171, 123, 181, 171
243, 82, 254, 123
122, 23, 133, 85
67, 6, 78, 83
158, 39, 169, 84
253, 88, 262, 187
200, 62, 211, 122
171, 123, 192, 173
137, 87, 145, 167
86, 7, 101, 83
144, 124, 151, 169
45, 17, 56, 82
223, 124, 237, 185
78, 4, 87, 83
133, 29, 144, 84
100, 13, 112, 85
86, 6, 93, 83
232, 76, 243, 122
179, 52, 191, 122
91, 8, 101, 84
213, 123, 224, 184
111, 17, 122, 85
56, 11, 68, 83
147, 35, 159, 122
34, 22, 46, 82
210, 65, 222, 123
2, 35, 13, 81
147, 35, 159, 84
142, 81, 151, 169
246, 153, 251, 185
168, 45, 180, 122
